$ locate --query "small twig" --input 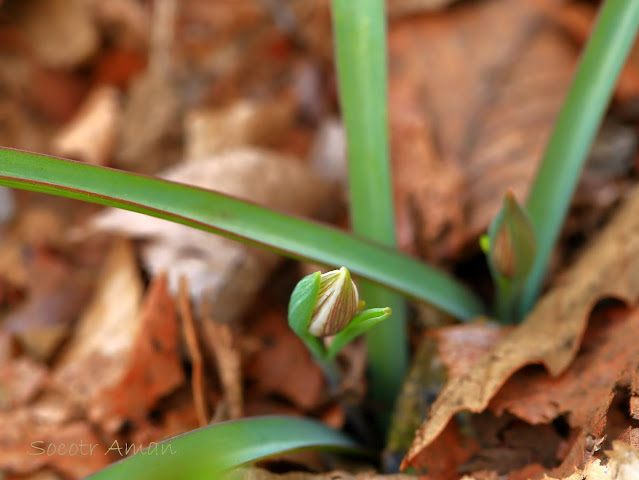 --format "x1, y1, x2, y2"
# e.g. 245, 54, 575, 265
178, 276, 209, 427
